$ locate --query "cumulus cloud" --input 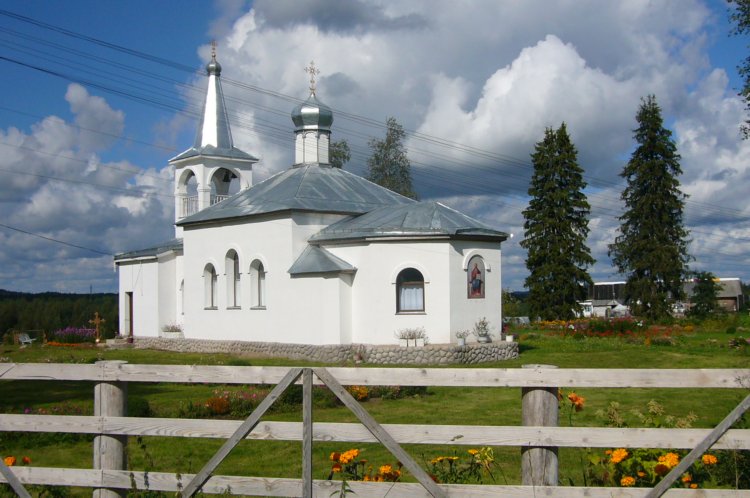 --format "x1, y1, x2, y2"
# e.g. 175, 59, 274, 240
4, 0, 749, 292
0, 84, 174, 292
